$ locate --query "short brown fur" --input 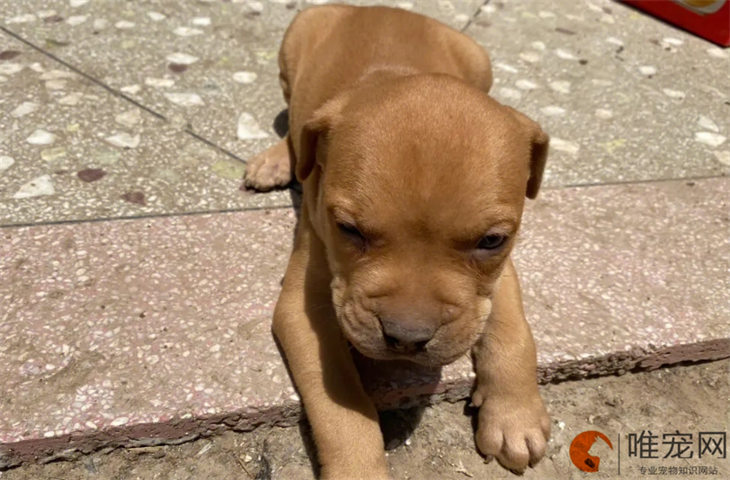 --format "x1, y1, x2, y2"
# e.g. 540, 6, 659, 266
245, 5, 551, 478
